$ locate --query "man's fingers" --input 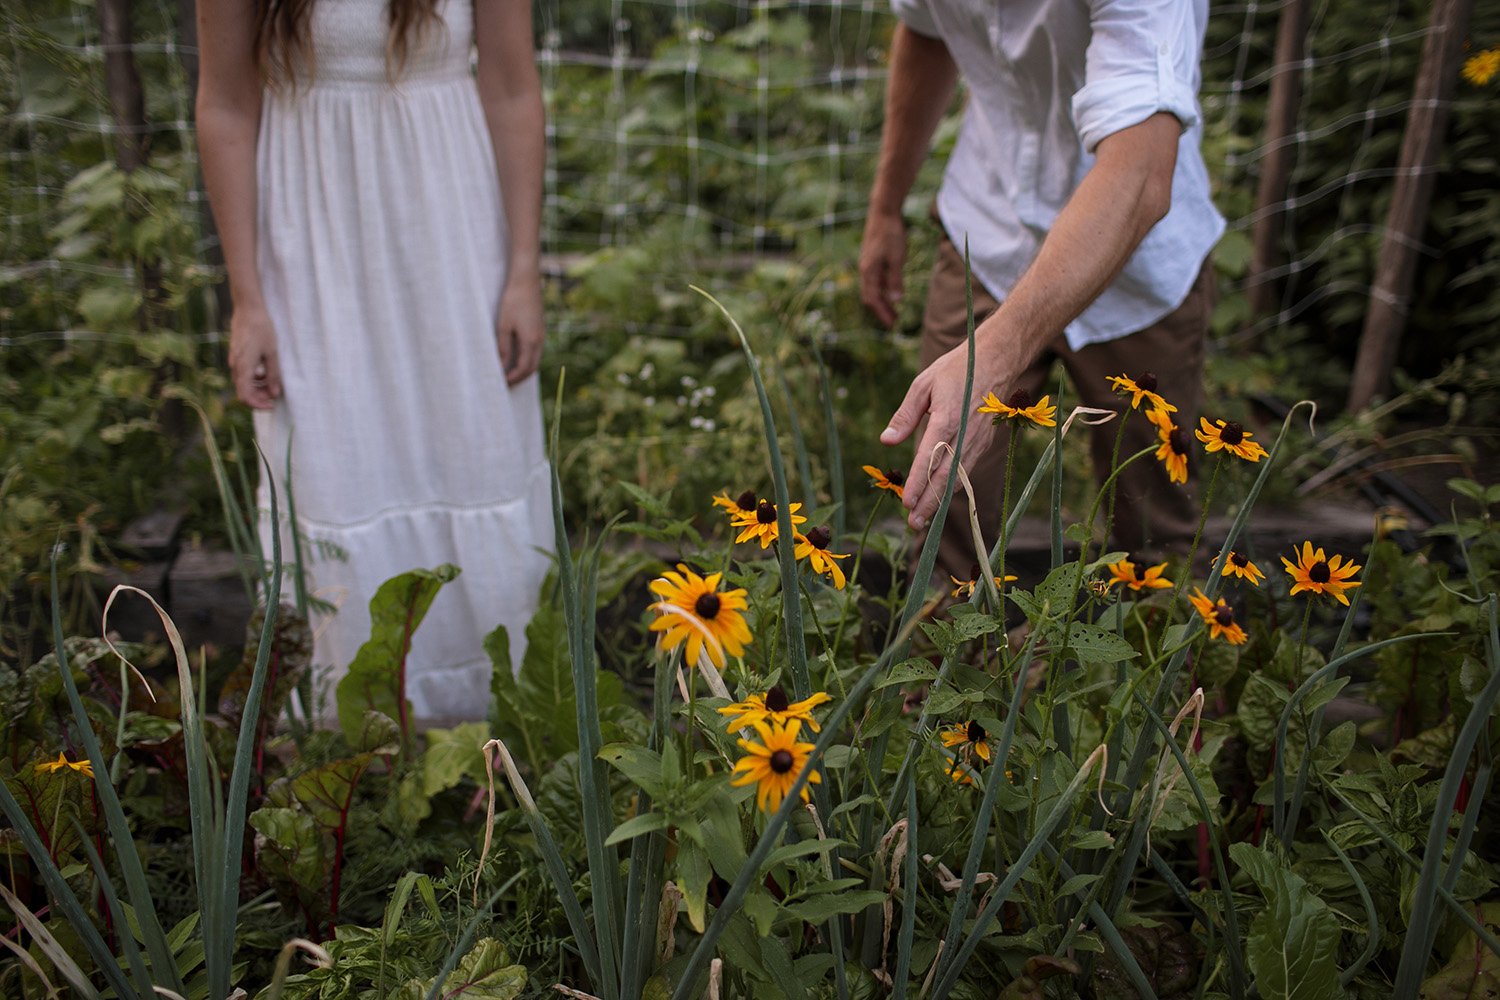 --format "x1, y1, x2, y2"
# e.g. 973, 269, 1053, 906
880, 375, 931, 446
